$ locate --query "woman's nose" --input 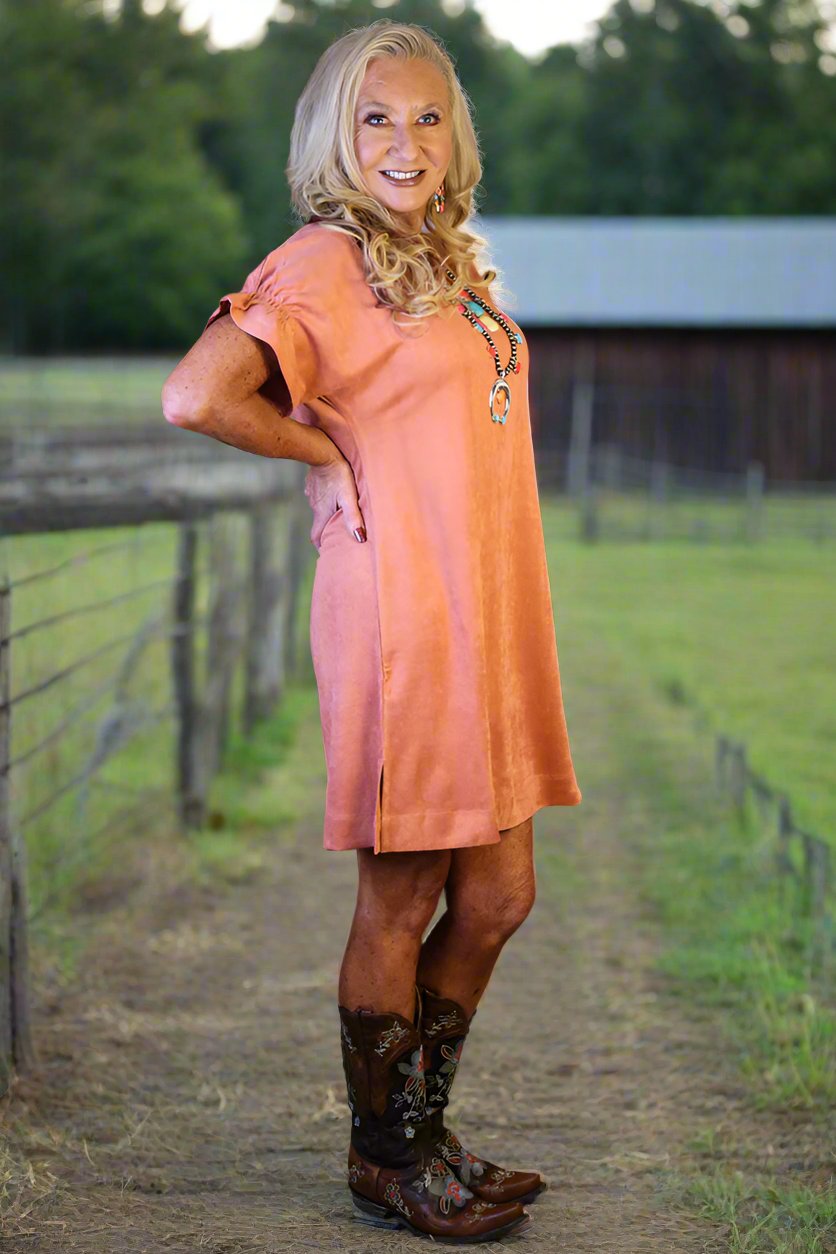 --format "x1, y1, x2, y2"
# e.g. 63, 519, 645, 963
387, 126, 420, 159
